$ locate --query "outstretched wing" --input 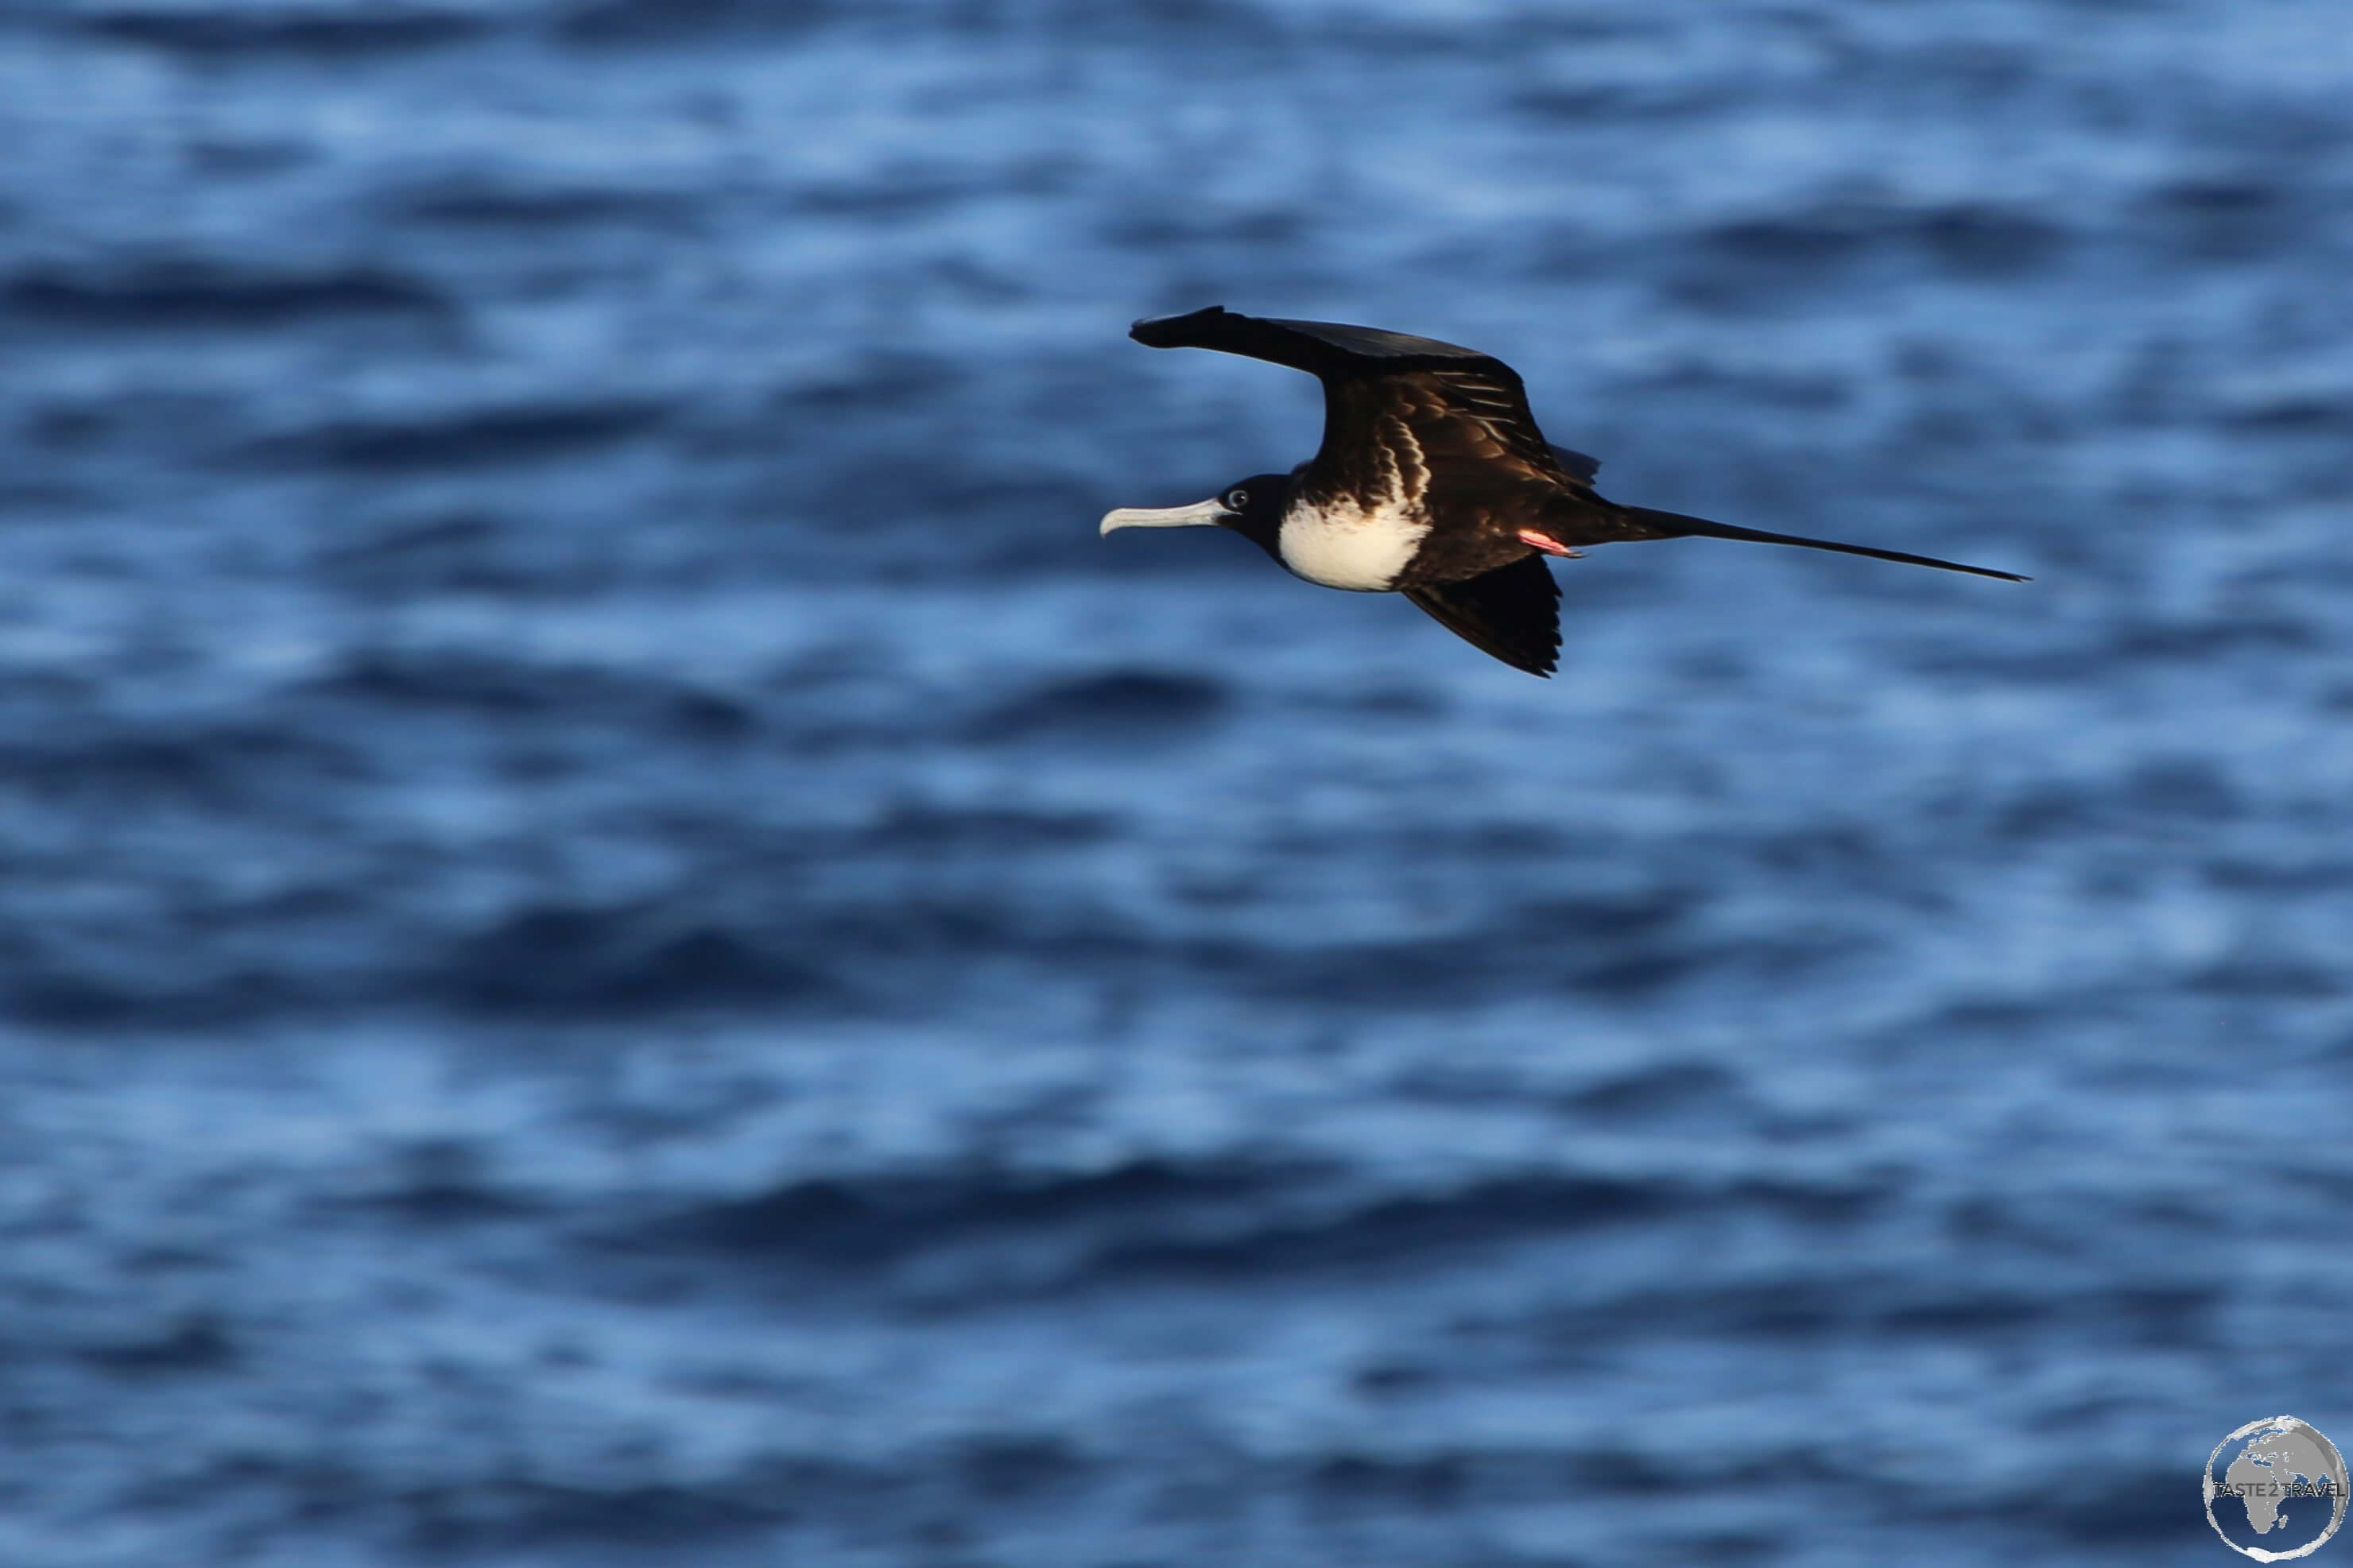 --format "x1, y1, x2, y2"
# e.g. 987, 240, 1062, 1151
1402, 553, 1562, 677
1130, 305, 1576, 486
